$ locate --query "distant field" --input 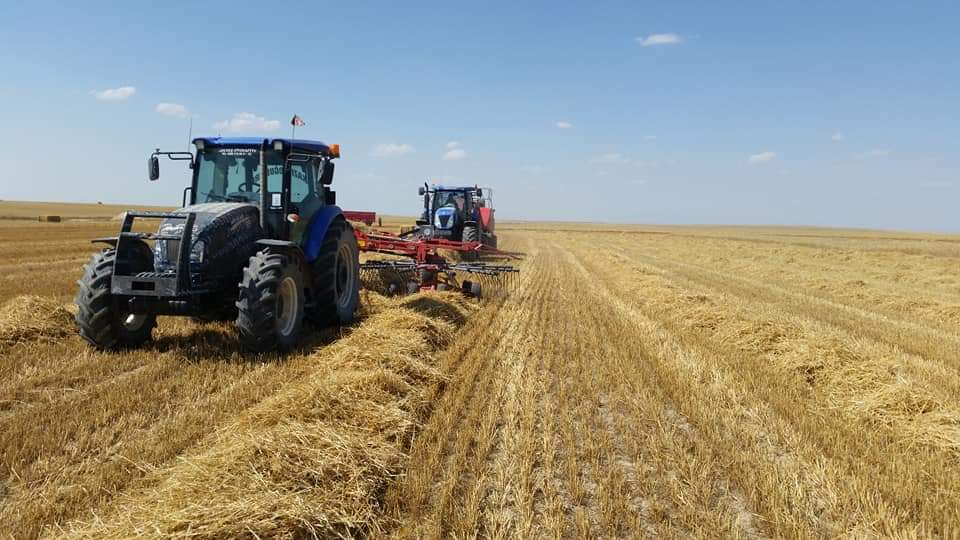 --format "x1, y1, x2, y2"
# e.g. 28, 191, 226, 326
1, 209, 958, 537
0, 200, 172, 220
